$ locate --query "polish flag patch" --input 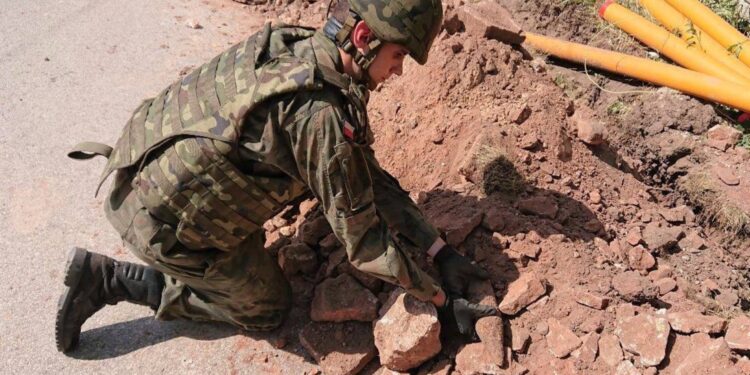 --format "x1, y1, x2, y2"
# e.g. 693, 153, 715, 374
343, 121, 355, 141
